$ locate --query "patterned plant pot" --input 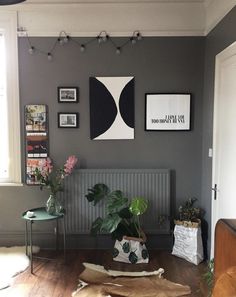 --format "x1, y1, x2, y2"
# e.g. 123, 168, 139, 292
113, 234, 149, 264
